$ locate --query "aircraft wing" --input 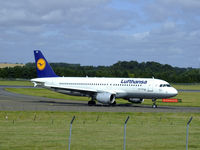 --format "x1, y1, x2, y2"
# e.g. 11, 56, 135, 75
50, 85, 97, 93
44, 83, 117, 96
44, 83, 98, 96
